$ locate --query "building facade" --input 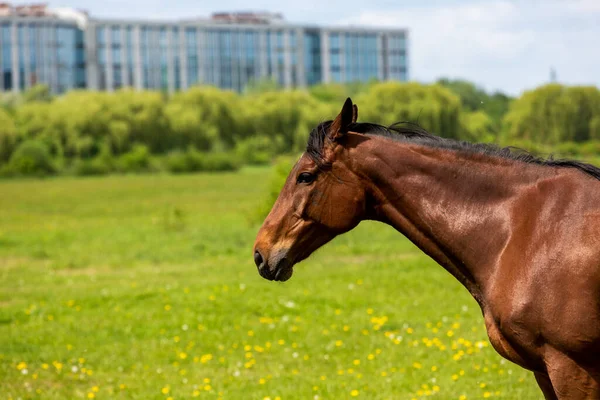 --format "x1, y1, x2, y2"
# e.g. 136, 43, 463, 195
0, 6, 408, 94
